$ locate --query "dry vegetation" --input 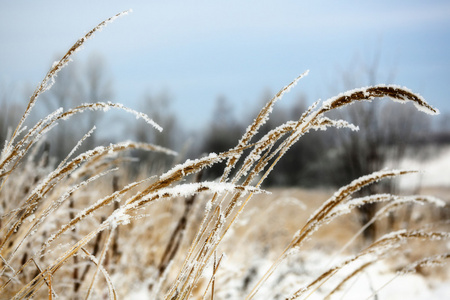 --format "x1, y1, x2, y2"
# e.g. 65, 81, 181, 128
0, 11, 449, 299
